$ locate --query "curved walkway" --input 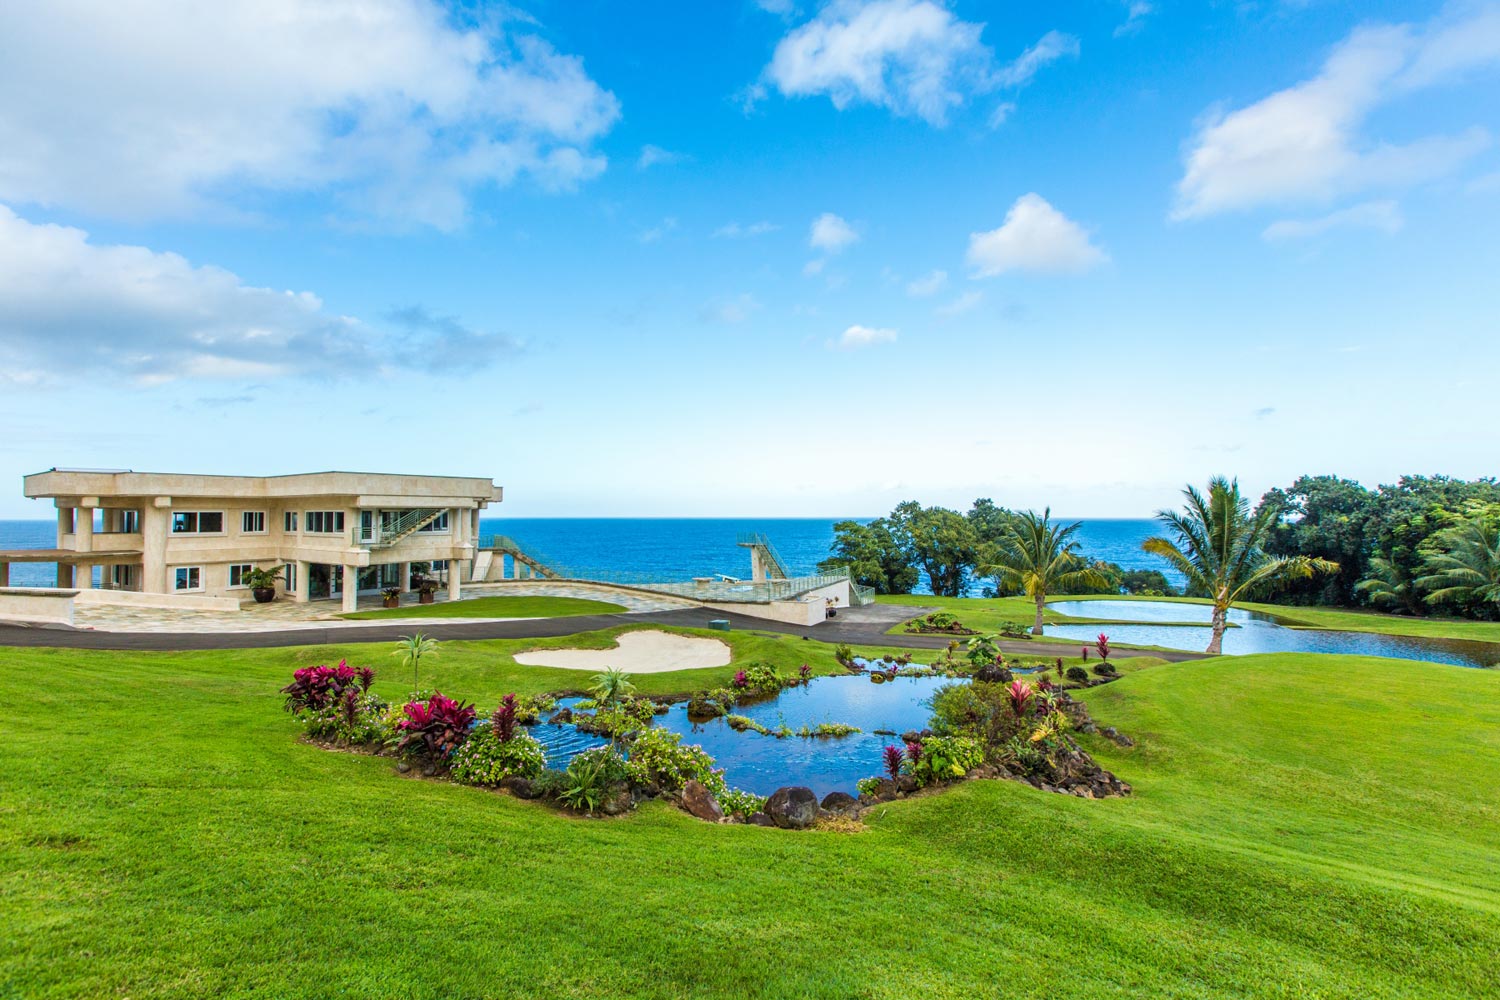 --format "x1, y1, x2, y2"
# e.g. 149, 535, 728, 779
0, 606, 1209, 661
